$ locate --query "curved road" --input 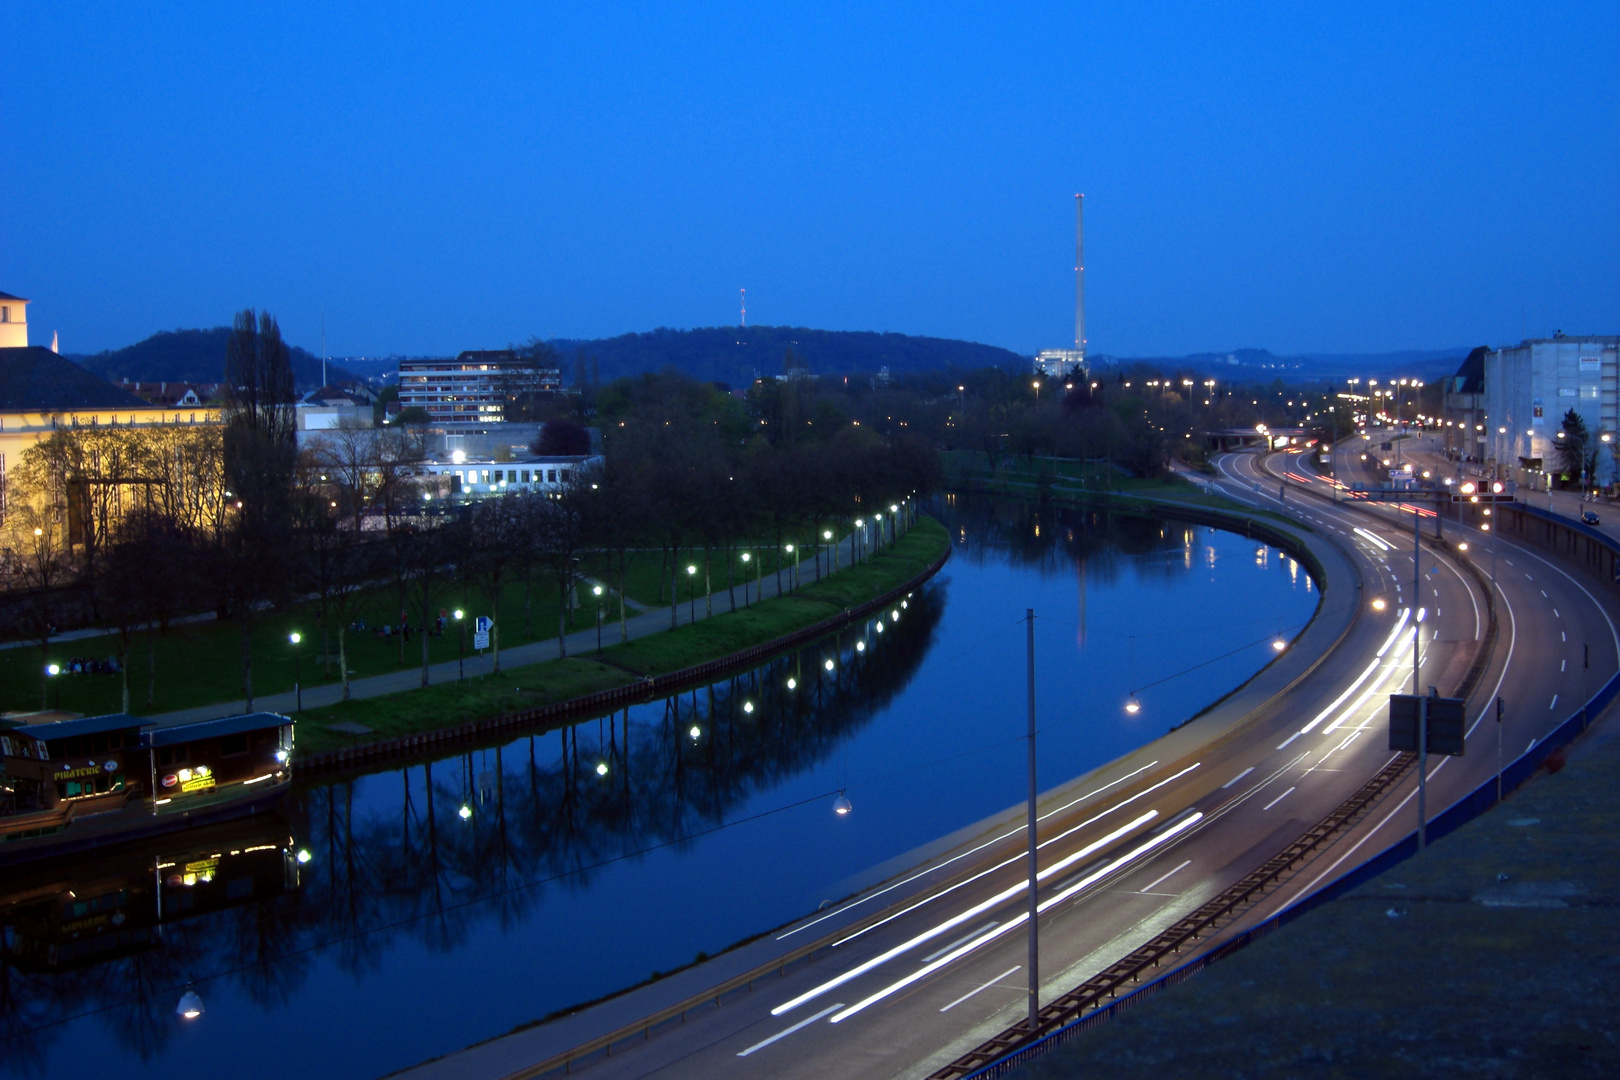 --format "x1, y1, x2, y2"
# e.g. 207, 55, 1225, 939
401, 455, 1615, 1080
